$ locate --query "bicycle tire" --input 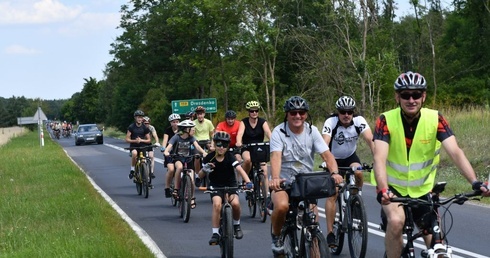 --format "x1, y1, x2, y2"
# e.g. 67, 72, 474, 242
330, 195, 344, 255
305, 229, 330, 258
178, 180, 185, 218
347, 195, 367, 258
182, 174, 193, 223
142, 162, 150, 198
258, 172, 268, 223
170, 184, 177, 207
135, 163, 143, 195
220, 205, 234, 258
248, 170, 257, 218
